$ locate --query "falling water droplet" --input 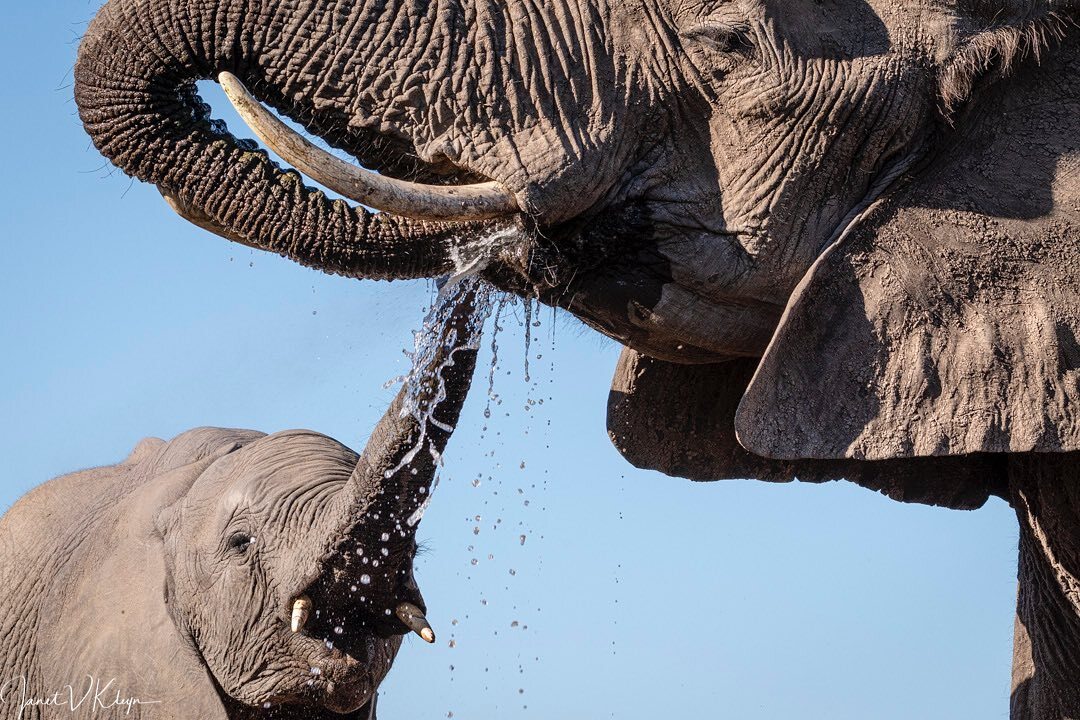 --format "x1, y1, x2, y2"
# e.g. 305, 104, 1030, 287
360, 574, 372, 585
523, 297, 533, 382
